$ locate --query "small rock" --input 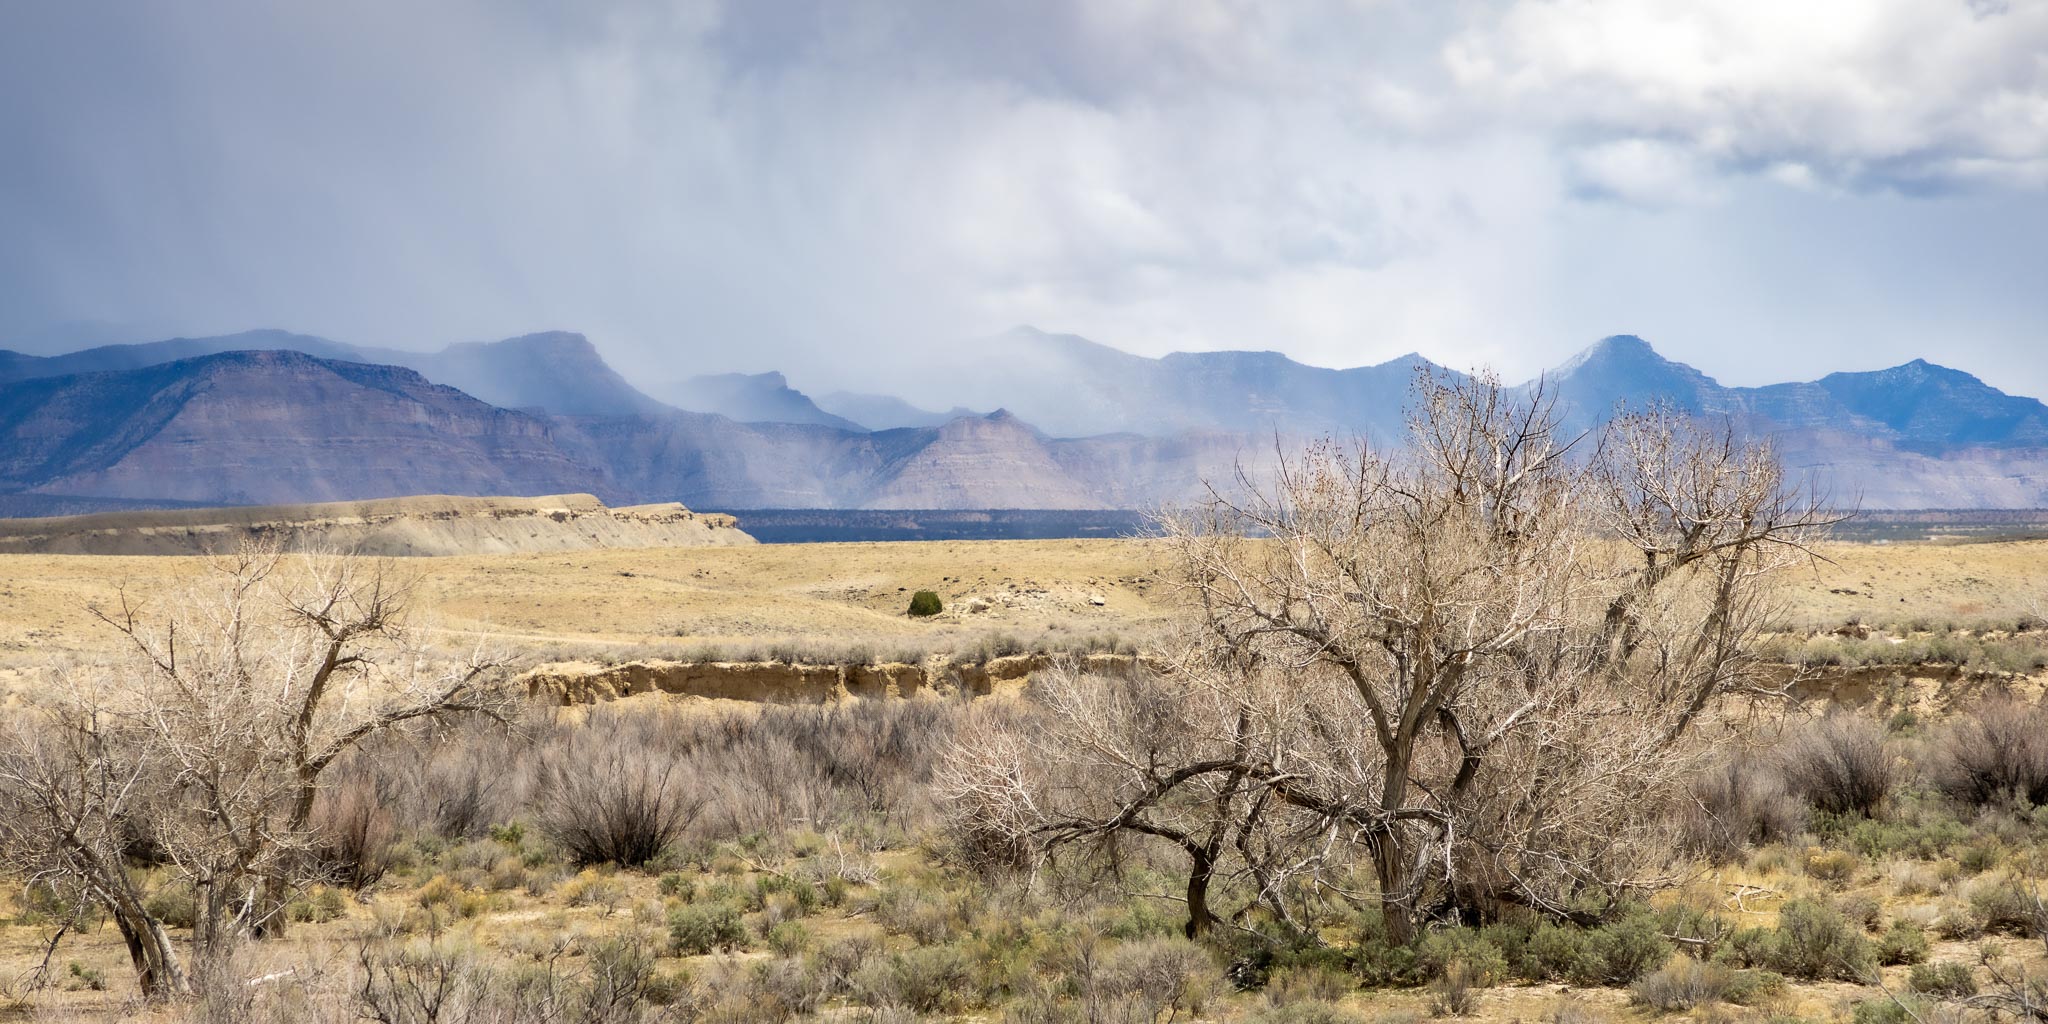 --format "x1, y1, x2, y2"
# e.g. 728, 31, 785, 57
1088, 593, 1107, 606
